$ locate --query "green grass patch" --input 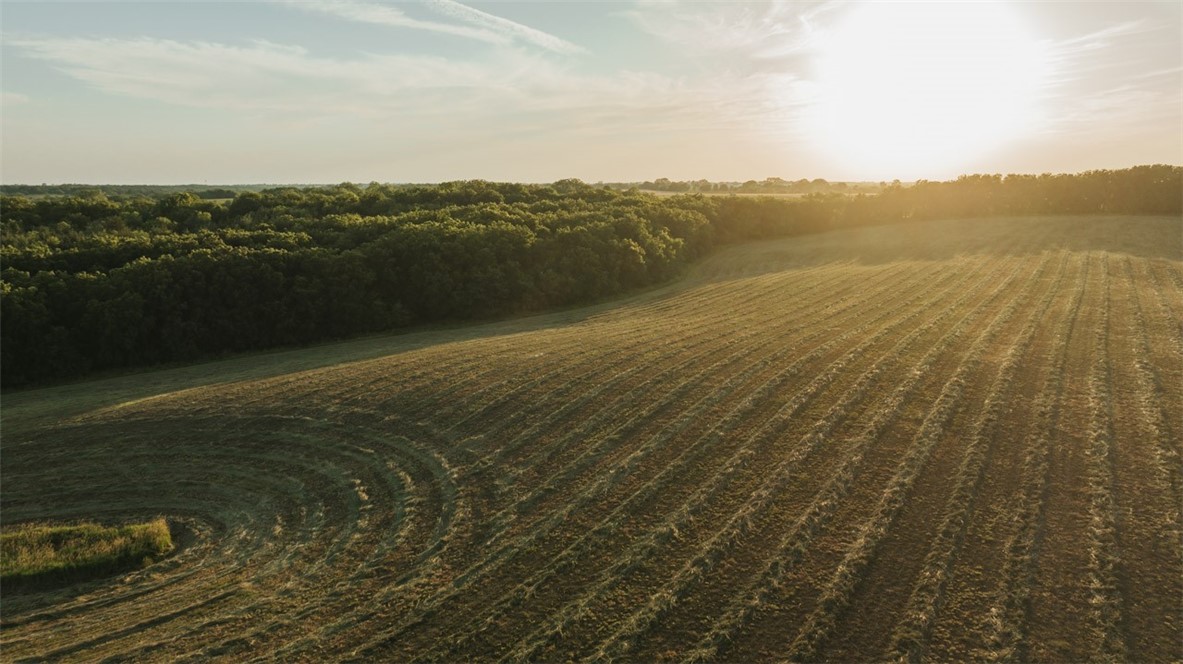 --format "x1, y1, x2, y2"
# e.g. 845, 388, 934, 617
1, 518, 173, 590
